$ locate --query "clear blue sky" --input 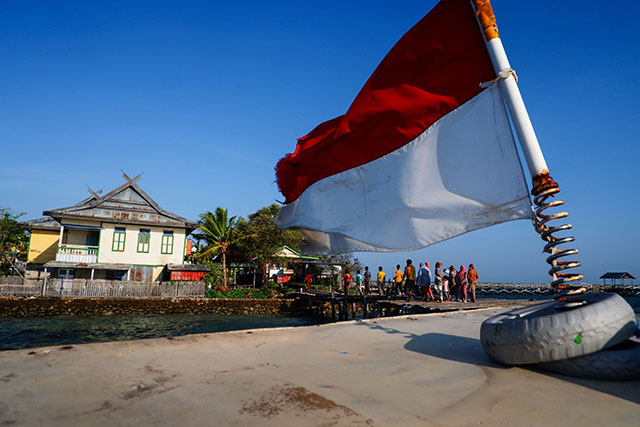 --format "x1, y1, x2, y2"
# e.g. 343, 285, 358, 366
1, 1, 638, 284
